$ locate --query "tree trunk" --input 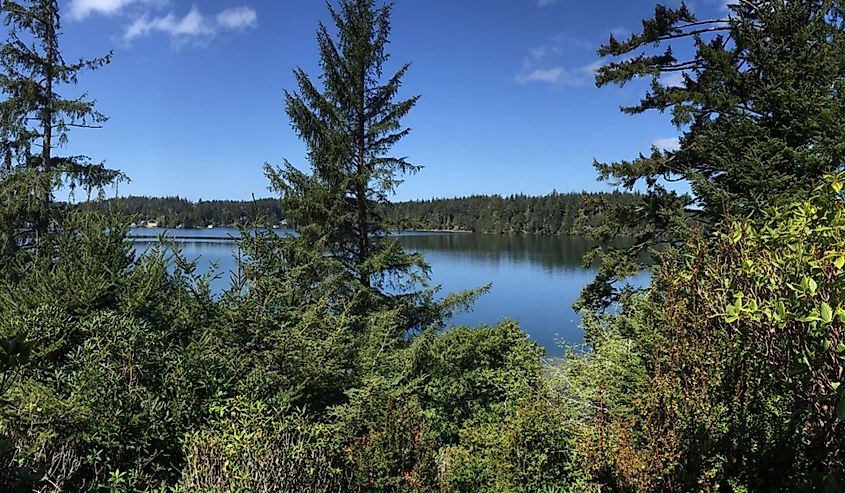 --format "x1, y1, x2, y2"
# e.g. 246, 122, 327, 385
37, 14, 55, 244
356, 60, 370, 289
